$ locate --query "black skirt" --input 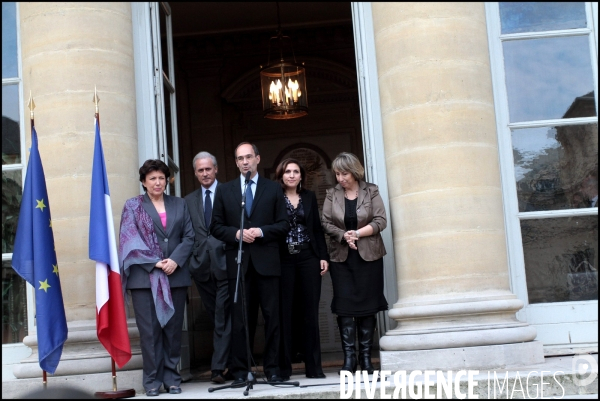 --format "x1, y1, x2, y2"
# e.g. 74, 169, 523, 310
329, 247, 388, 317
